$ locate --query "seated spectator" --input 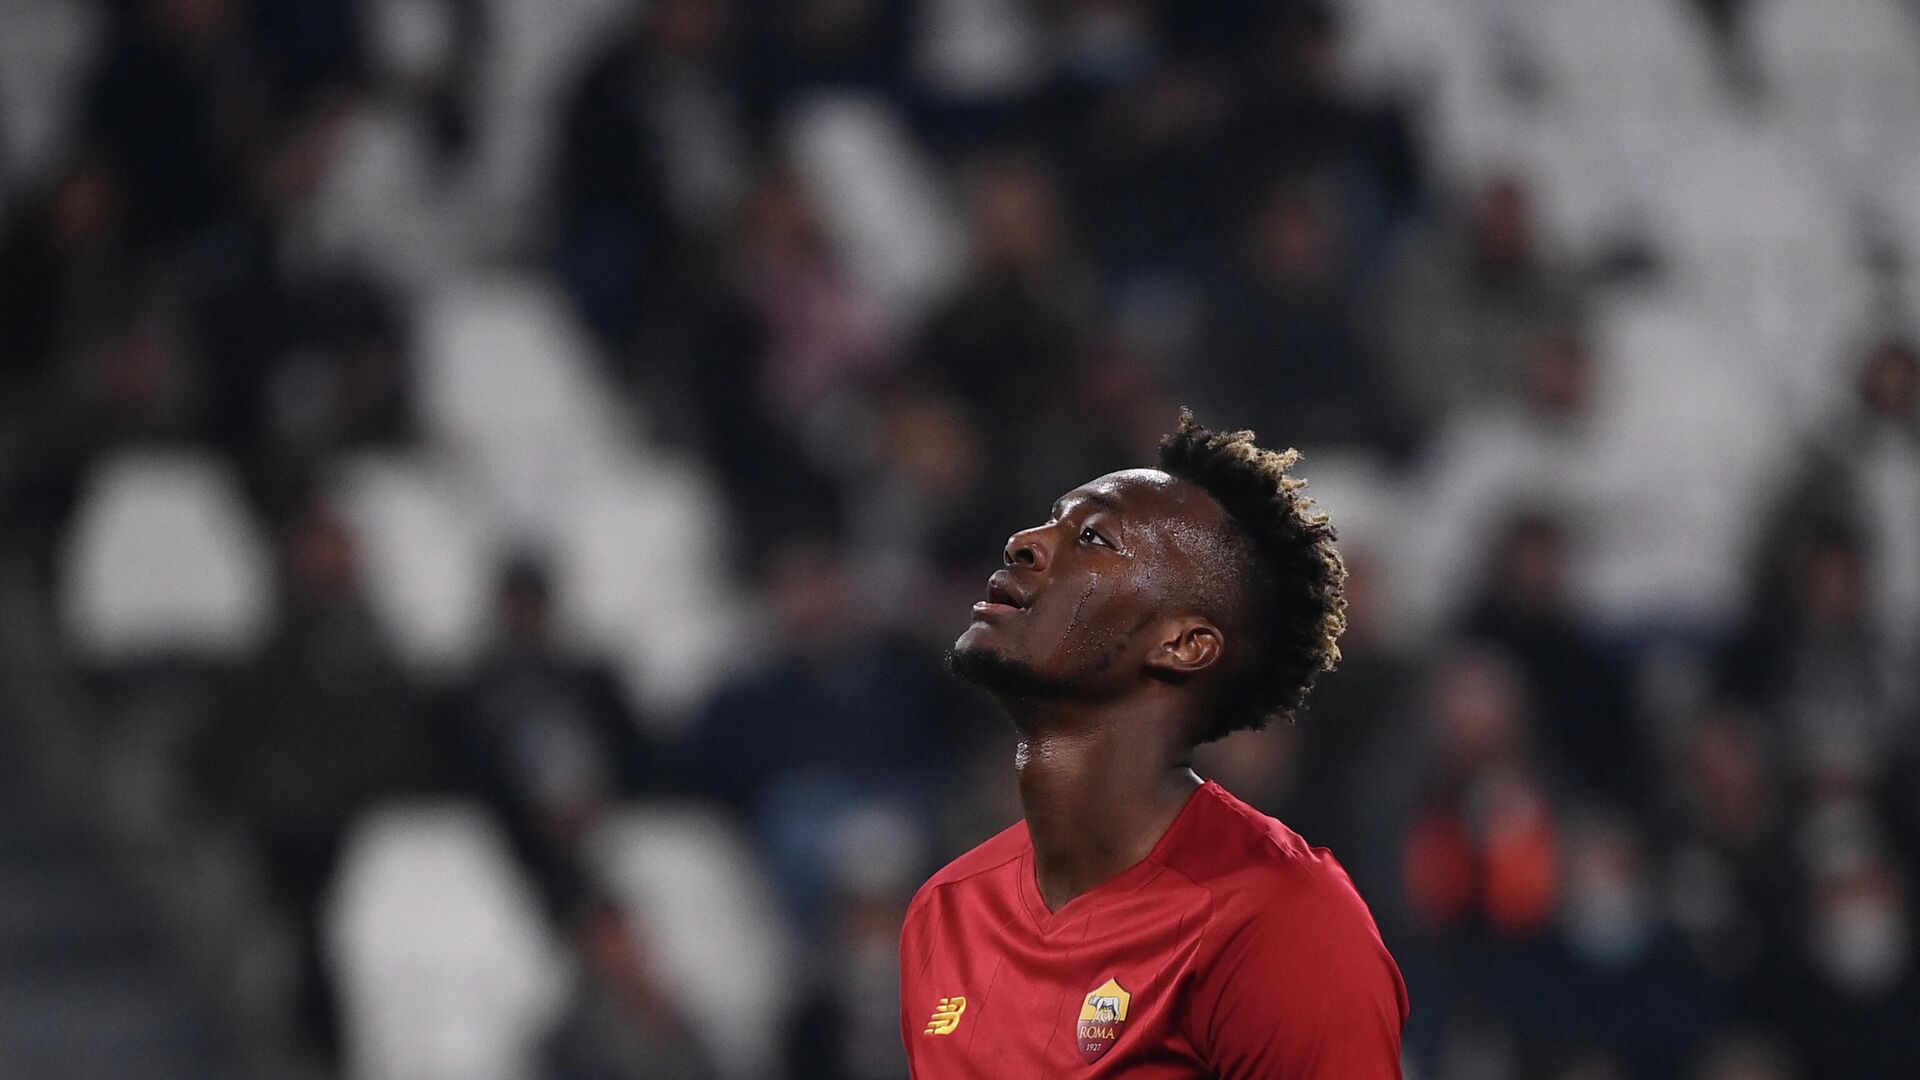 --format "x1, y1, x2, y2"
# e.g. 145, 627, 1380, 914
1404, 322, 1612, 633
1721, 523, 1902, 793
676, 166, 892, 546
1461, 511, 1645, 807
839, 387, 1008, 629
1223, 2, 1425, 263
1032, 0, 1221, 270
783, 804, 924, 1080
1198, 550, 1424, 921
1397, 647, 1564, 1073
553, 0, 749, 349
539, 901, 715, 1080
1402, 648, 1563, 945
1665, 711, 1799, 1016
1749, 338, 1920, 713
186, 494, 426, 1067
1193, 174, 1411, 453
438, 554, 661, 925
1776, 842, 1920, 1078
1511, 815, 1724, 1079
919, 151, 1094, 430
82, 0, 256, 253
0, 156, 133, 396
198, 265, 416, 515
1371, 176, 1585, 436
692, 539, 954, 931
0, 158, 166, 601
